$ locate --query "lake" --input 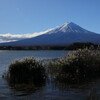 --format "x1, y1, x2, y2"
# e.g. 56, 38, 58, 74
0, 50, 100, 100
